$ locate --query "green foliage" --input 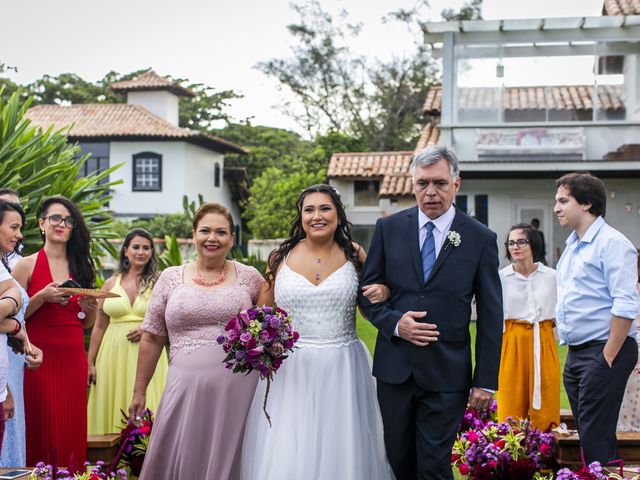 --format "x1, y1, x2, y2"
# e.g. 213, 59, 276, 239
157, 234, 184, 270
440, 0, 483, 21
257, 0, 439, 151
215, 123, 307, 180
135, 213, 193, 239
182, 194, 205, 225
243, 165, 324, 239
229, 247, 267, 275
0, 88, 122, 262
0, 70, 243, 131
